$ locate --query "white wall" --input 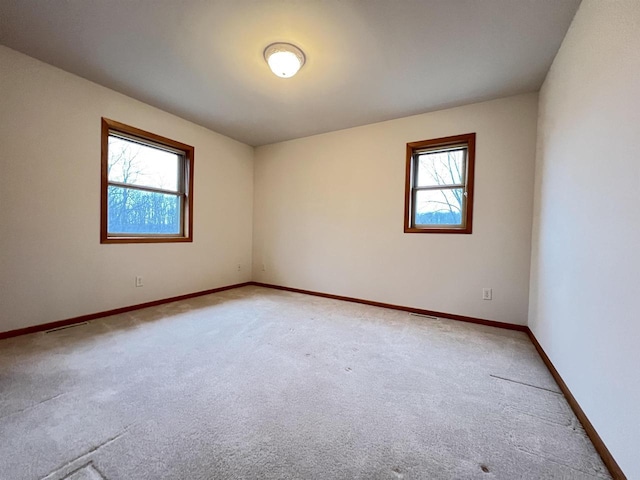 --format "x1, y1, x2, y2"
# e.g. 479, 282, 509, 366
529, 1, 640, 477
0, 46, 254, 333
253, 93, 538, 325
